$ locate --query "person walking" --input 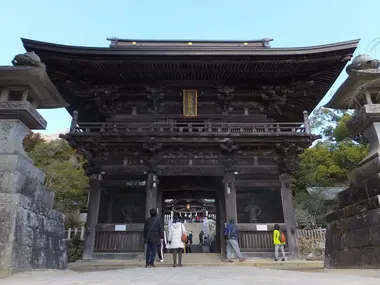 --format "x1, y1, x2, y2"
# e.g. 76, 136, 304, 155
273, 224, 286, 261
167, 216, 187, 267
224, 219, 245, 262
199, 230, 204, 245
186, 231, 193, 253
143, 208, 164, 268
